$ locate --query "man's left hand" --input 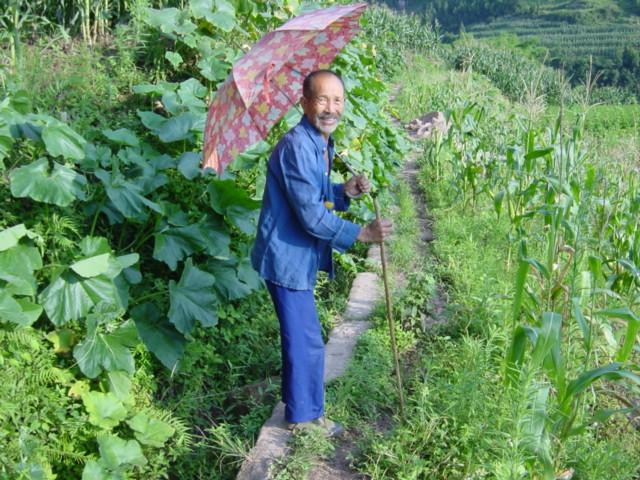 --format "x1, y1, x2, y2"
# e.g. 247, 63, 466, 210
344, 175, 370, 198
